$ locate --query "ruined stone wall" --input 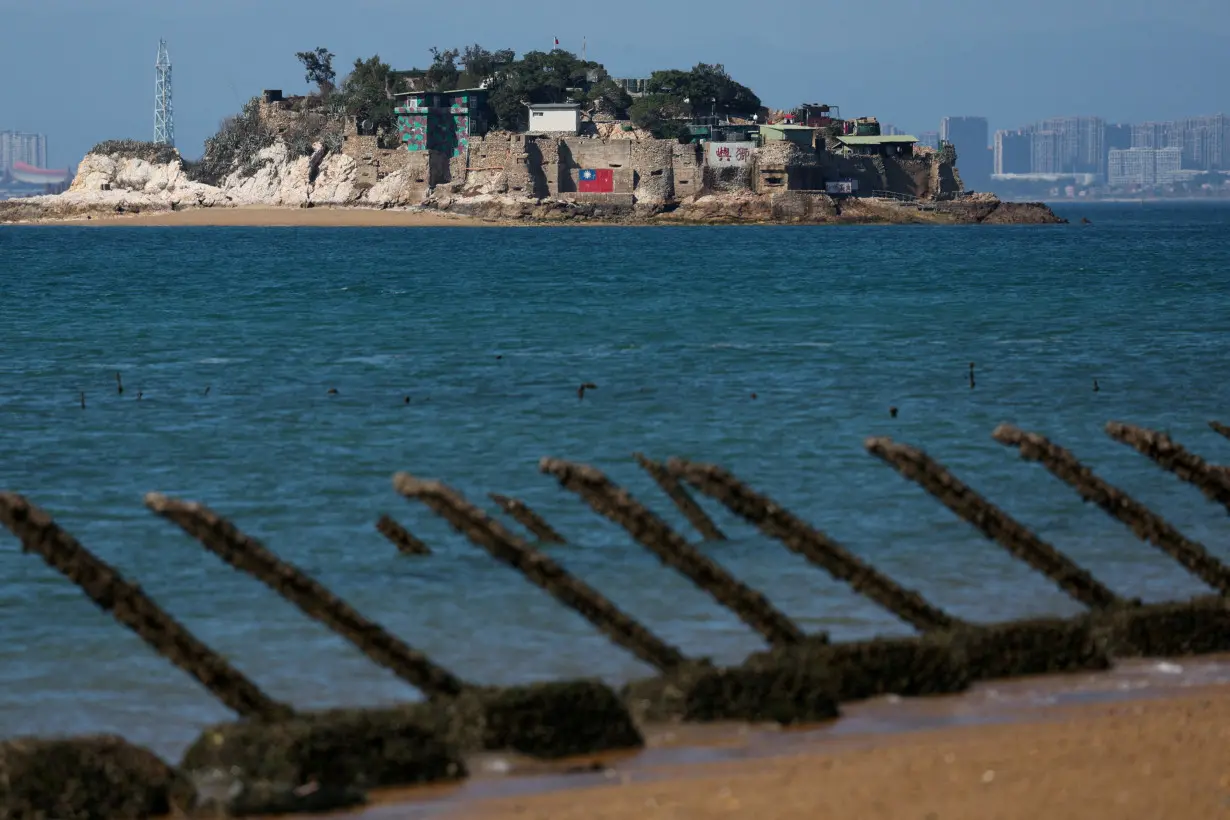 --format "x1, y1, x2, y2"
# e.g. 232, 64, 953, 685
630, 140, 674, 205
342, 133, 421, 189
671, 143, 704, 201
816, 153, 886, 196
884, 157, 933, 199
557, 139, 635, 195
536, 137, 562, 199
257, 99, 304, 137
752, 143, 822, 193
